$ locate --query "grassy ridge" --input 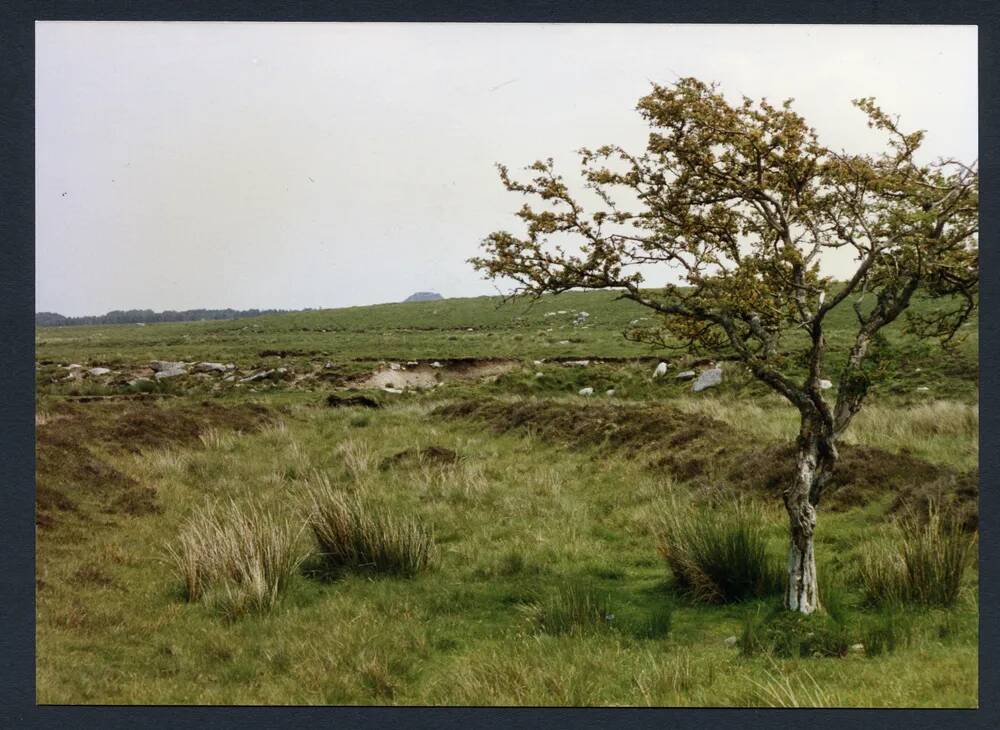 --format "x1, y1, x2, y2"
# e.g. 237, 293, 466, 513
36, 290, 978, 397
